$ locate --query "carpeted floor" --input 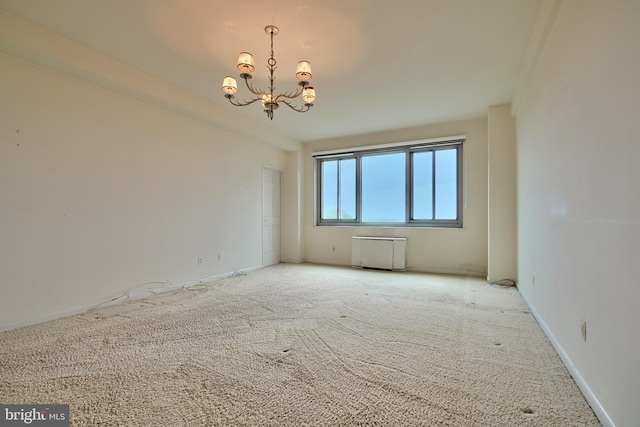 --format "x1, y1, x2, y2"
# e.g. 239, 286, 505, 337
0, 264, 600, 426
